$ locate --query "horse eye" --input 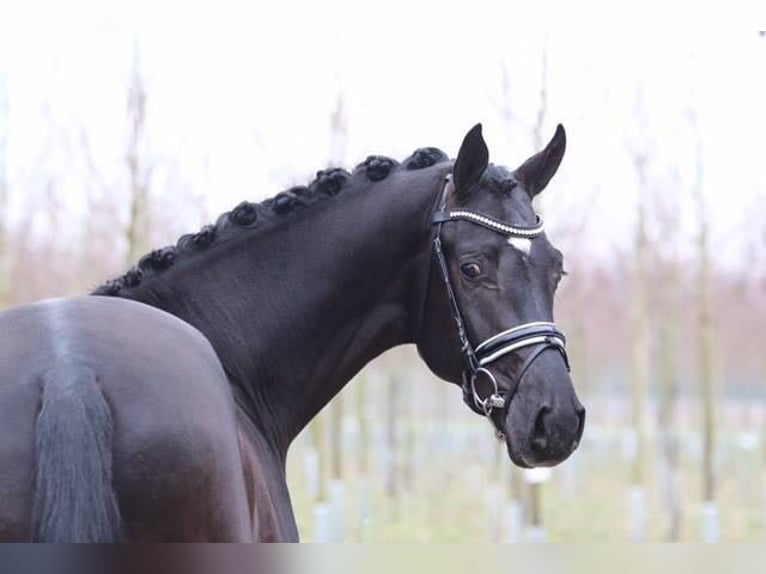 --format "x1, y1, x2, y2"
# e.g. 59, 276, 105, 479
460, 262, 482, 279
